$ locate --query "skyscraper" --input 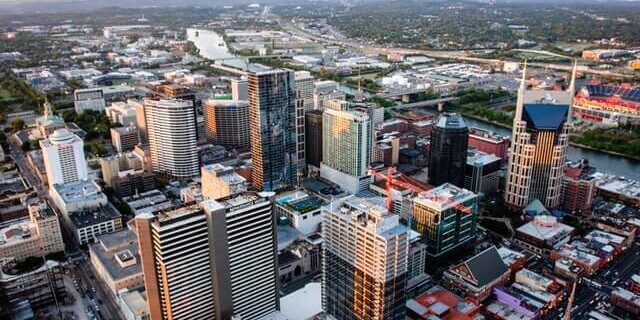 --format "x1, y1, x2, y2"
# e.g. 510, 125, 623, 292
201, 192, 279, 320
40, 128, 88, 188
135, 205, 216, 320
428, 113, 469, 188
320, 108, 371, 194
412, 183, 478, 257
143, 99, 199, 181
322, 196, 409, 320
305, 110, 323, 169
504, 62, 575, 210
295, 71, 315, 176
136, 193, 279, 320
248, 69, 297, 191
203, 99, 249, 150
